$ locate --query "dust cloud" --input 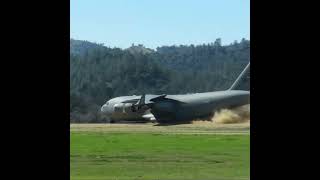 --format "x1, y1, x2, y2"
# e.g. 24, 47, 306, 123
192, 104, 250, 124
